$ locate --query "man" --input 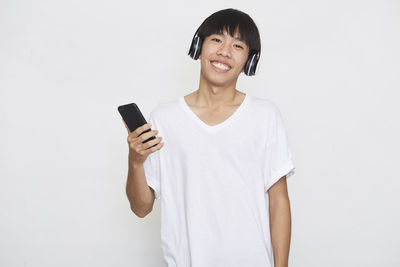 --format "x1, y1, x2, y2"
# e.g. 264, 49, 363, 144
124, 8, 296, 267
